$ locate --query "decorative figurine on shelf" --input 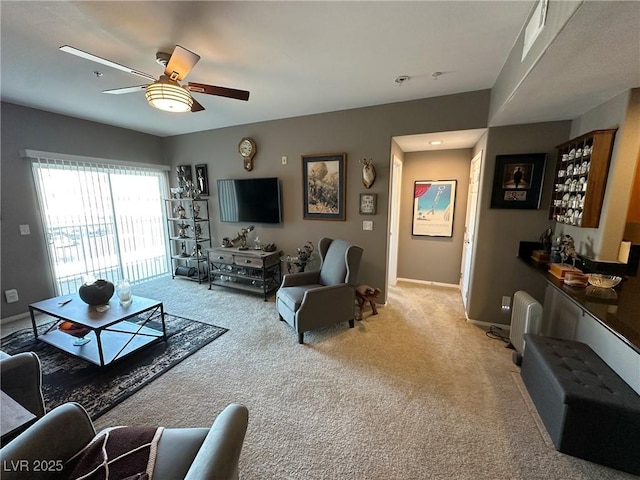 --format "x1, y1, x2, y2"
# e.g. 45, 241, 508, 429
222, 237, 234, 248
192, 202, 201, 218
262, 243, 277, 252
194, 223, 202, 239
191, 244, 203, 258
174, 204, 187, 219
176, 222, 190, 238
560, 234, 578, 266
539, 227, 553, 253
254, 236, 262, 250
180, 241, 189, 257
